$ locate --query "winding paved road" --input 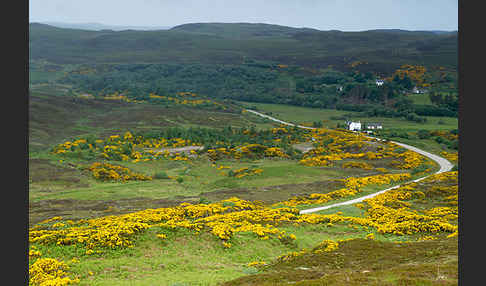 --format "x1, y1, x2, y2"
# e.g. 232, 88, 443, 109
245, 109, 454, 214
